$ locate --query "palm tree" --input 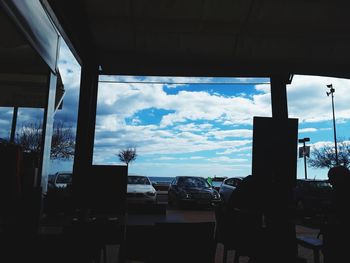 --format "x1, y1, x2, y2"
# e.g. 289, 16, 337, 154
117, 147, 137, 167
